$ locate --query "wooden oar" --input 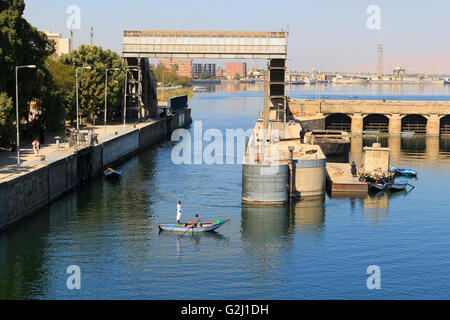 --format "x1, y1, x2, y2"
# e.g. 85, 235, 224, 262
179, 224, 194, 238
